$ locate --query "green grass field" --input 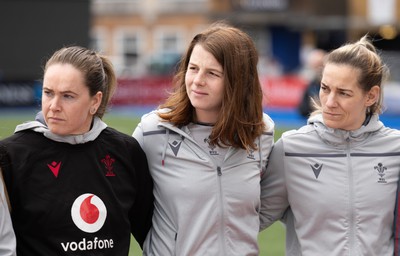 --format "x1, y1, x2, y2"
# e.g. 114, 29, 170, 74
0, 110, 286, 255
